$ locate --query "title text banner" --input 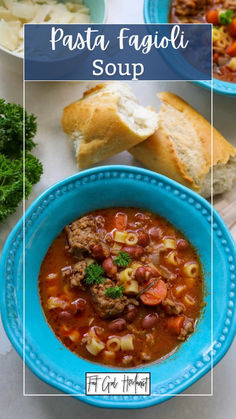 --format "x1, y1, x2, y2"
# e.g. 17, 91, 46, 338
24, 24, 212, 81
